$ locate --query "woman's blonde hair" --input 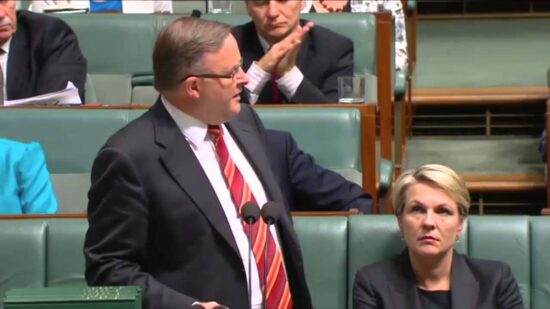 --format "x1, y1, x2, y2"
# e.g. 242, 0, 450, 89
393, 164, 470, 217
